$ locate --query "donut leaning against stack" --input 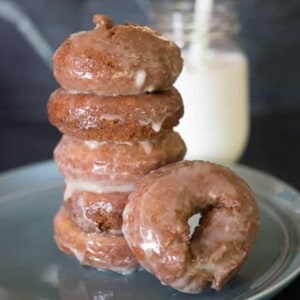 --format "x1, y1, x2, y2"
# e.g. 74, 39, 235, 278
48, 14, 185, 274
